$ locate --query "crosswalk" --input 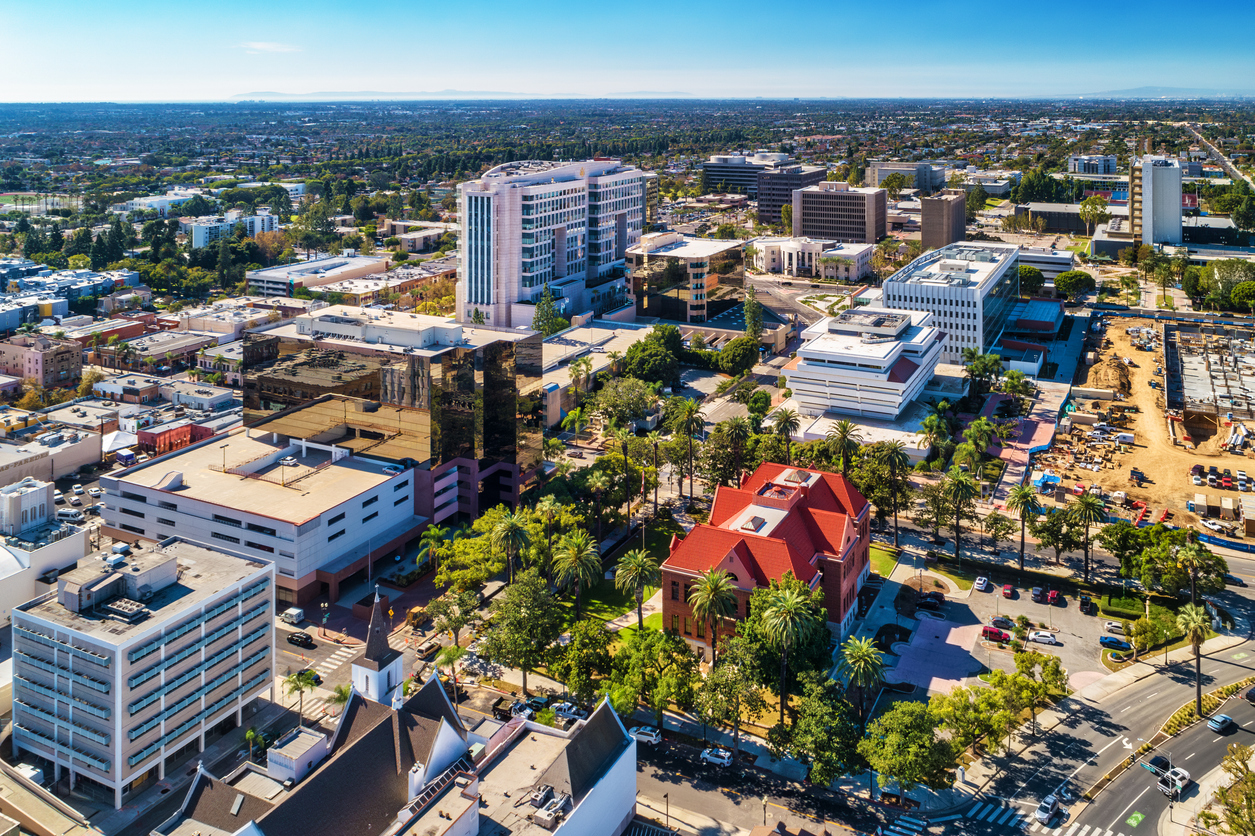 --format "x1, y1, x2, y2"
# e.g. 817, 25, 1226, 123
1026, 824, 1131, 836
312, 646, 358, 678
959, 803, 1133, 836
963, 801, 1029, 830
884, 814, 928, 836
